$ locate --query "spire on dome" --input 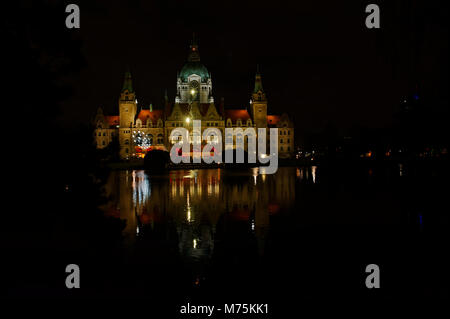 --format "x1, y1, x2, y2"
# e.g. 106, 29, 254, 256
188, 33, 200, 62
